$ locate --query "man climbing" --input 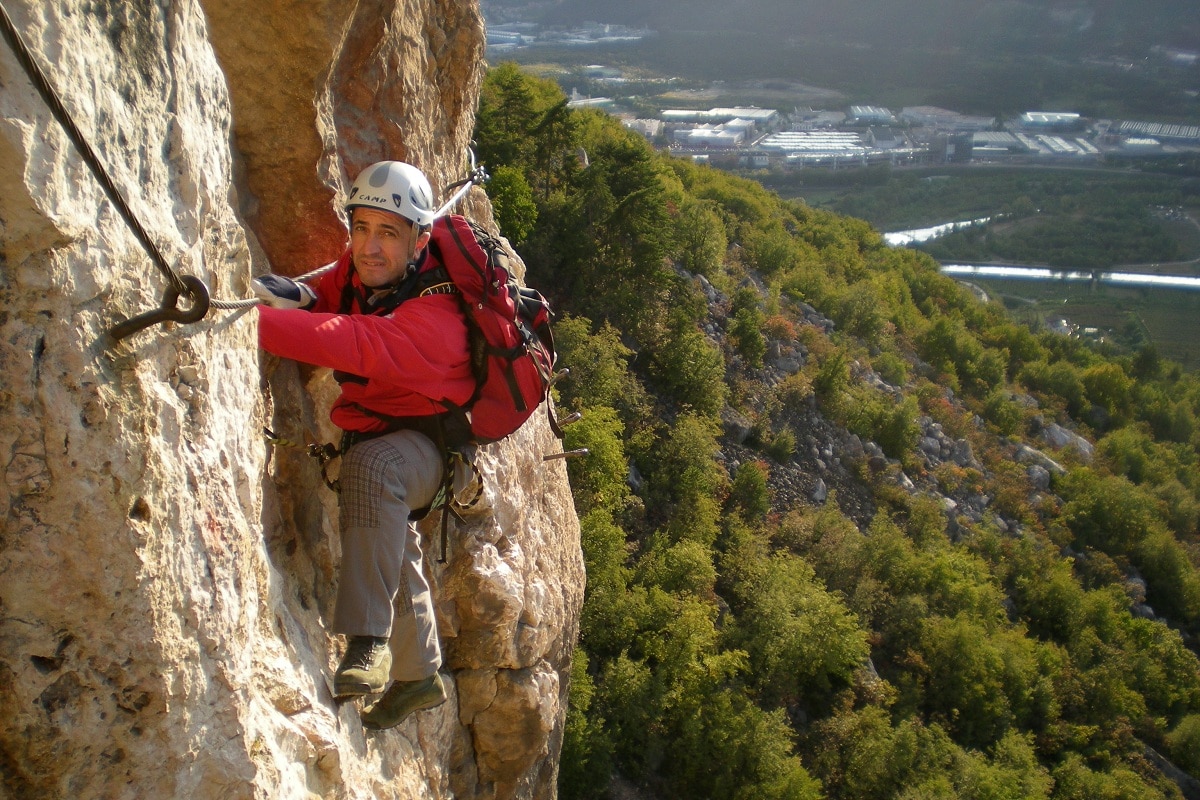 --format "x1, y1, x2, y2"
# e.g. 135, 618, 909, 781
252, 161, 470, 730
